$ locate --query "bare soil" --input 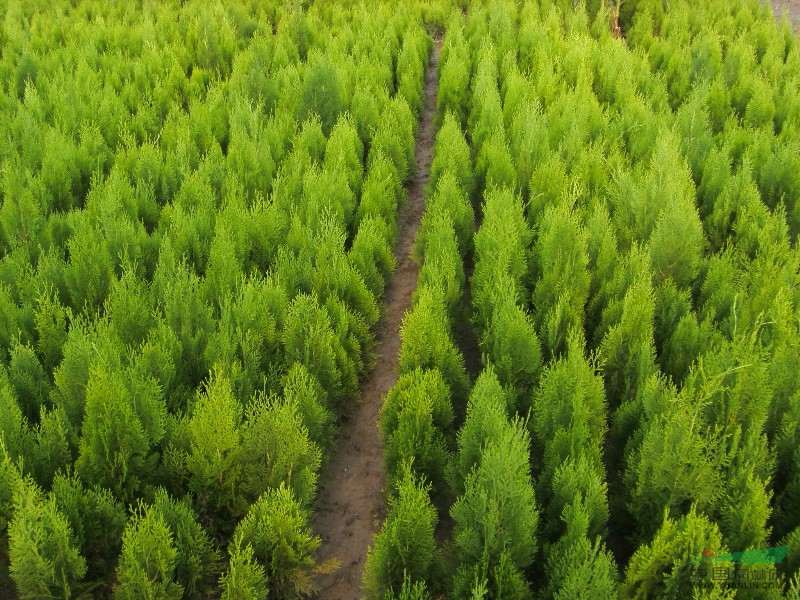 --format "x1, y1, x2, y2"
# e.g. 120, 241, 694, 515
772, 0, 800, 29
311, 40, 442, 600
